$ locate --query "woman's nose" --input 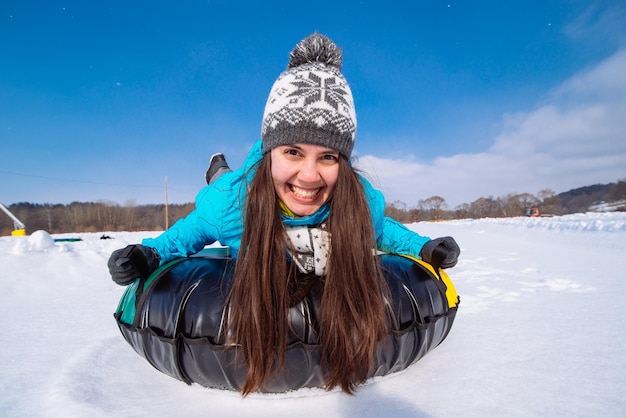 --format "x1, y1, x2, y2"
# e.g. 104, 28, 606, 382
298, 158, 321, 183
